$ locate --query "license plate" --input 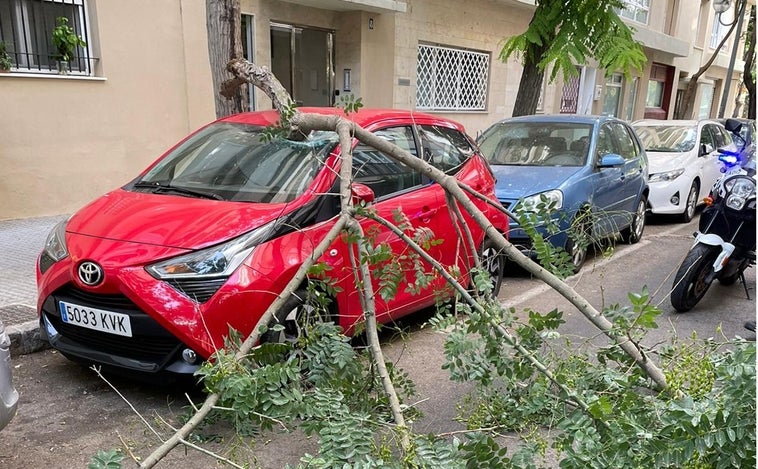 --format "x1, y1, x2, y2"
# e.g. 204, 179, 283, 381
58, 301, 133, 337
